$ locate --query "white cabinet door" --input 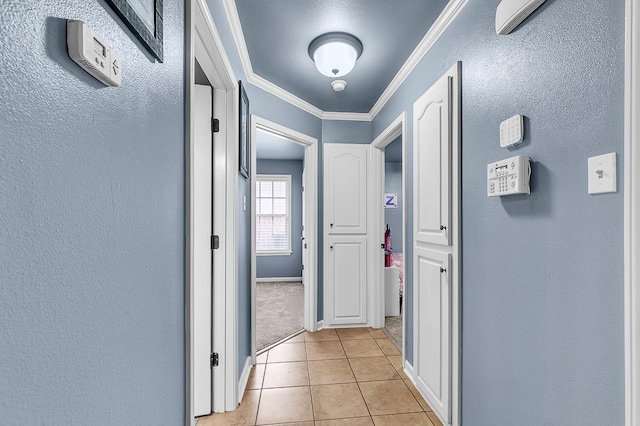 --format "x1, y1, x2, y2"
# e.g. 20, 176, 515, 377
413, 75, 452, 246
414, 247, 451, 425
325, 235, 368, 325
325, 144, 368, 235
